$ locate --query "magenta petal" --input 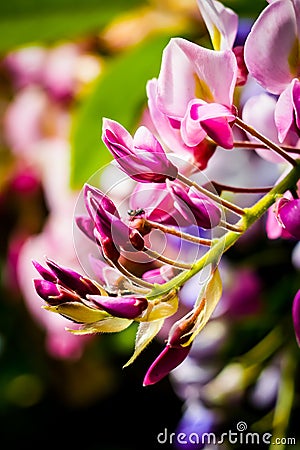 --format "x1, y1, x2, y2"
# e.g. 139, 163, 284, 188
143, 344, 191, 386
278, 199, 300, 240
34, 279, 79, 305
292, 290, 300, 346
292, 78, 300, 129
102, 118, 134, 154
75, 215, 96, 242
88, 295, 148, 319
201, 117, 234, 149
46, 258, 101, 297
32, 260, 57, 282
84, 184, 118, 218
